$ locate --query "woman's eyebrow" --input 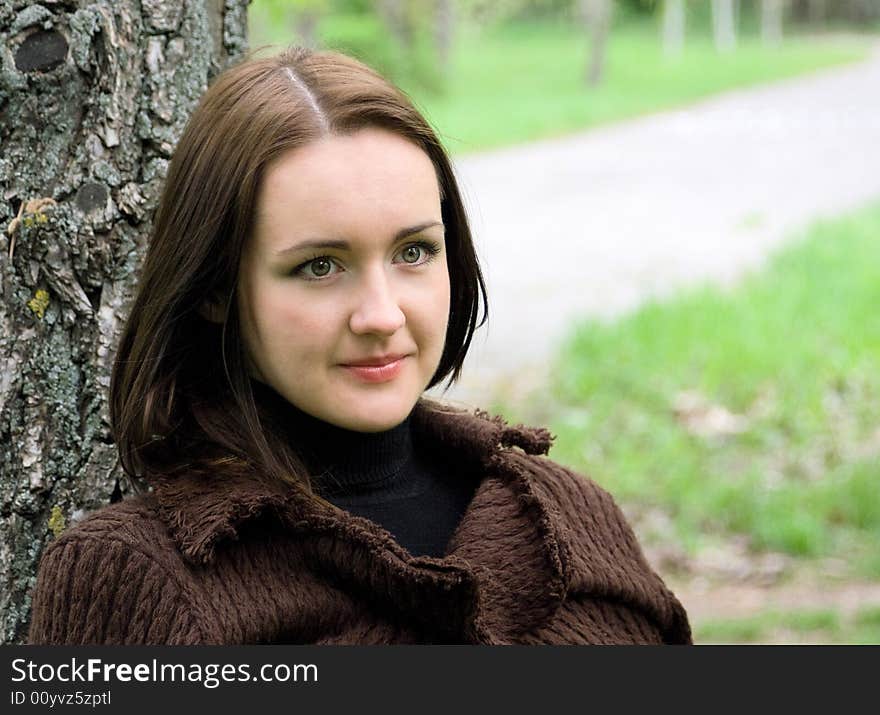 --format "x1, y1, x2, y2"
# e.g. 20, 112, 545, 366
274, 220, 444, 257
